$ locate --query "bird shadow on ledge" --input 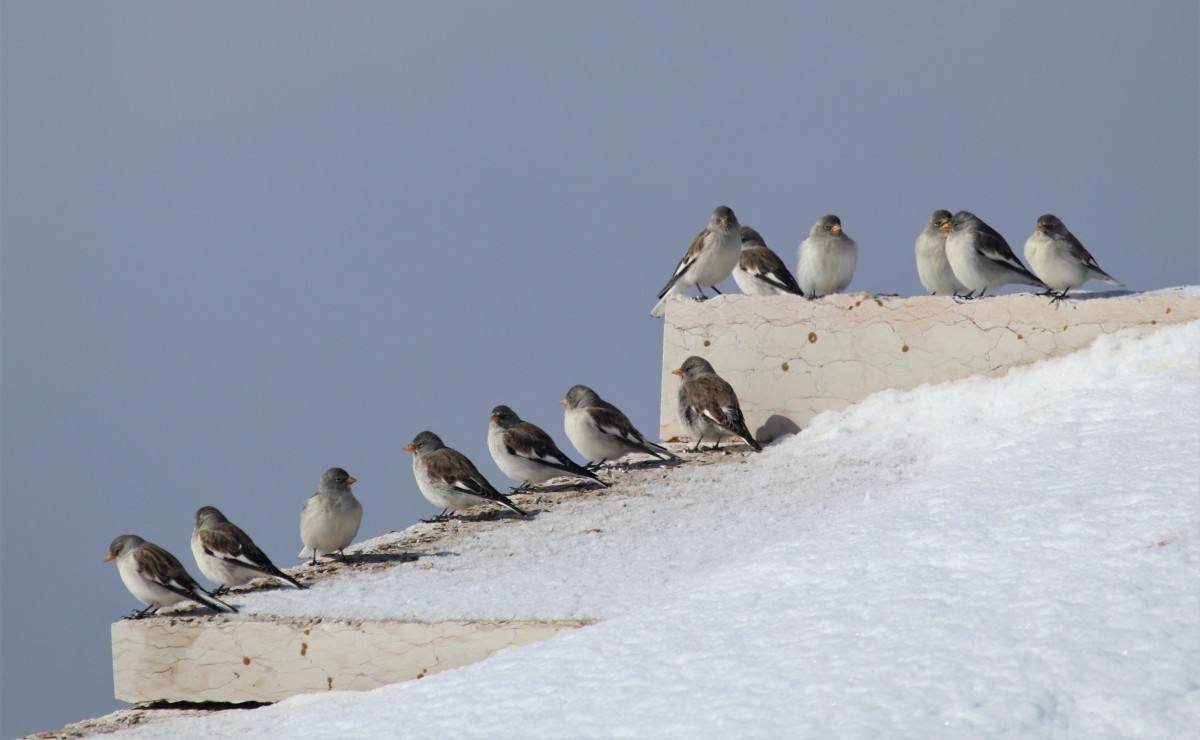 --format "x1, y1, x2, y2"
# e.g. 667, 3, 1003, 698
755, 415, 801, 444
